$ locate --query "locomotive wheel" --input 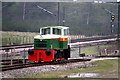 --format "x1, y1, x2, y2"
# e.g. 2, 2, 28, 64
28, 49, 34, 55
45, 50, 51, 56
